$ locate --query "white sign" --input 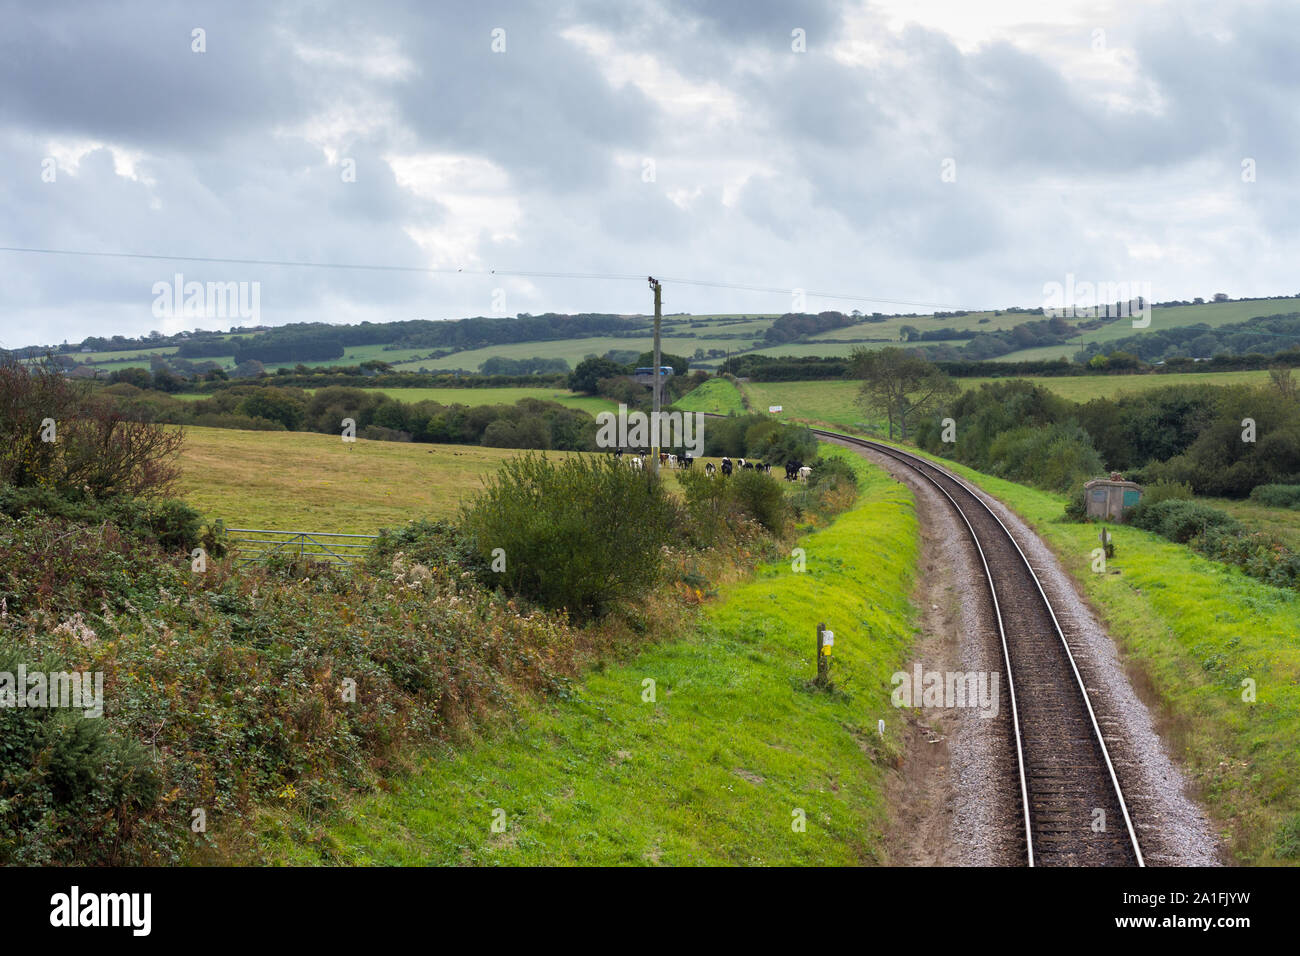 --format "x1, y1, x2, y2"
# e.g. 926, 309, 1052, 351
769, 405, 783, 413
822, 631, 834, 646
